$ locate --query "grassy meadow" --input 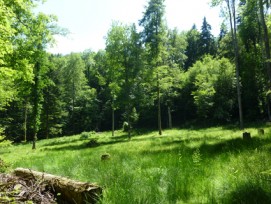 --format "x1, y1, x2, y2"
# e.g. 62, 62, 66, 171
2, 125, 271, 203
